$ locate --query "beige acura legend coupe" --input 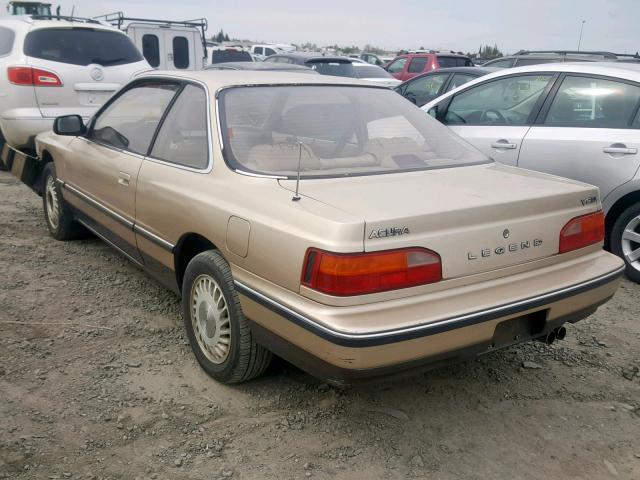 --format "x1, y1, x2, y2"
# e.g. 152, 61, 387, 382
31, 71, 624, 384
